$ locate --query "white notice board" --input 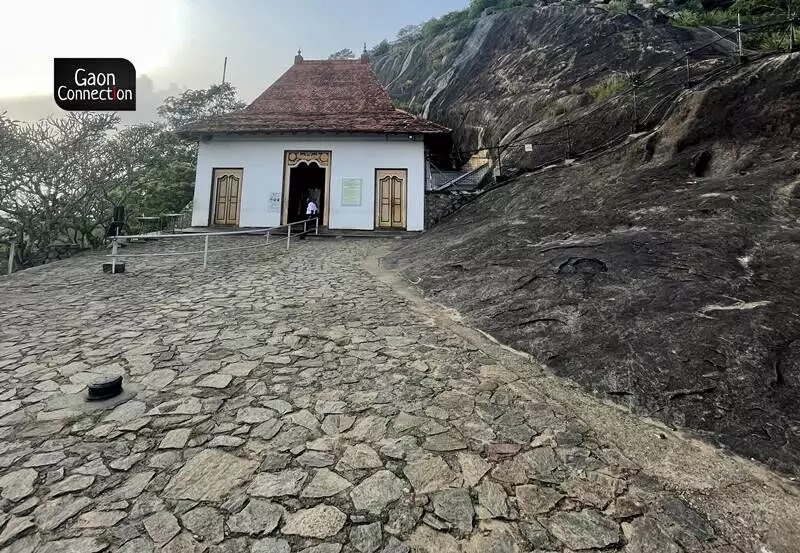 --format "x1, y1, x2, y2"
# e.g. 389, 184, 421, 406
268, 192, 281, 212
341, 178, 363, 206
